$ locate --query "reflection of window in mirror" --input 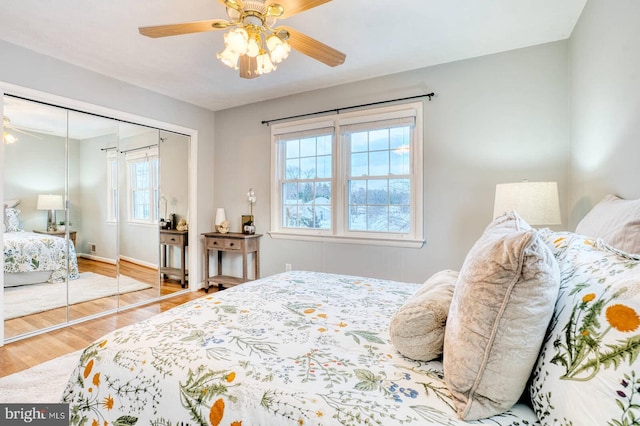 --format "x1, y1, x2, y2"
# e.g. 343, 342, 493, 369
126, 148, 159, 223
